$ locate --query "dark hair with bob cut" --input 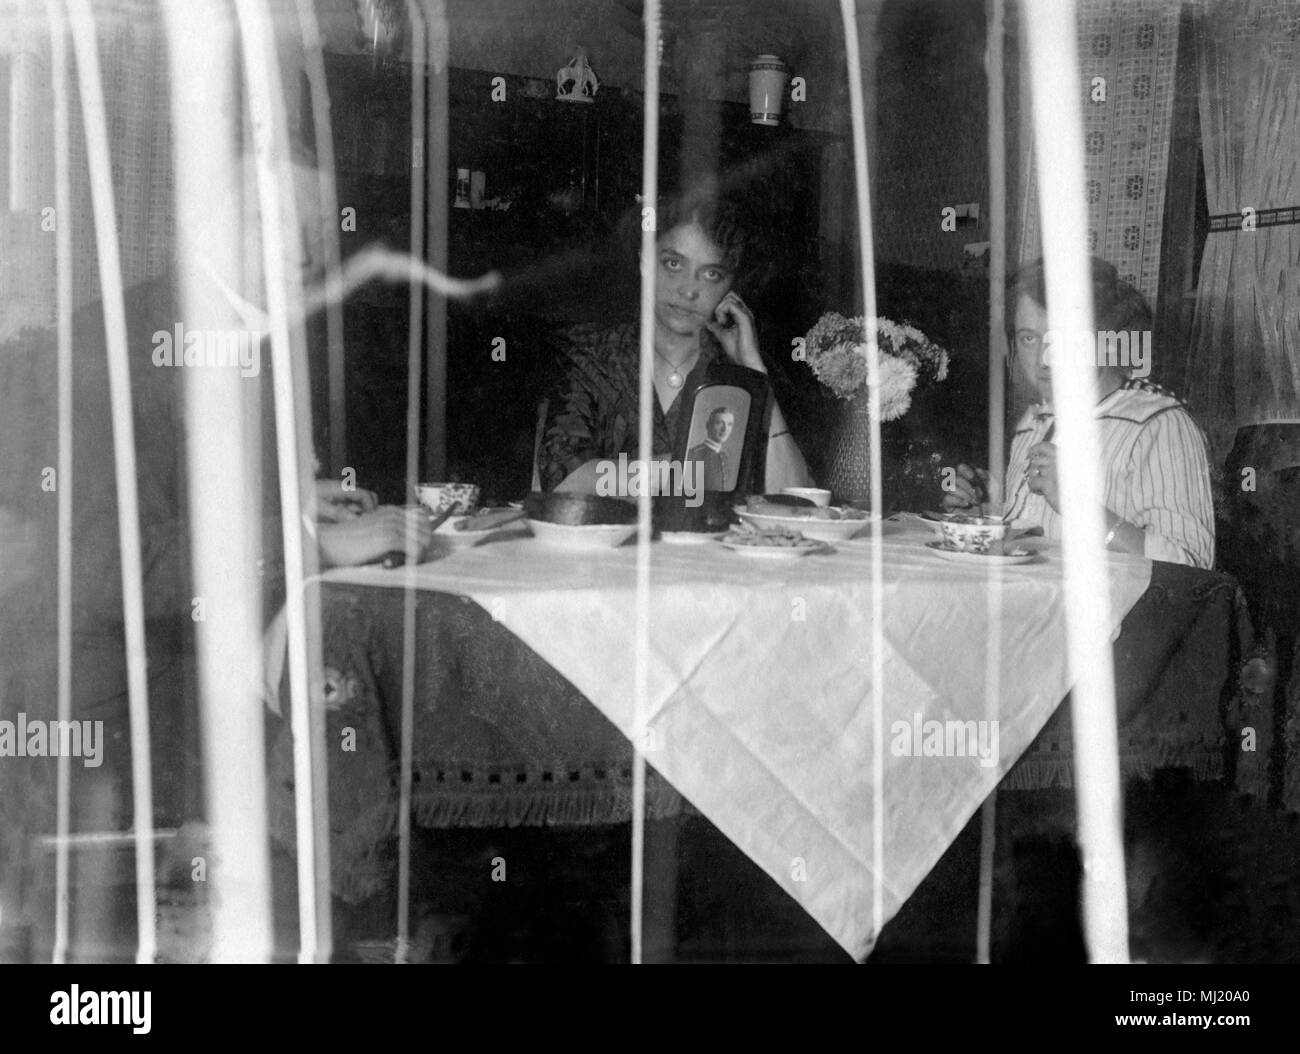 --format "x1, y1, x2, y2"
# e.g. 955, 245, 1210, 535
1006, 255, 1153, 343
620, 190, 751, 285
